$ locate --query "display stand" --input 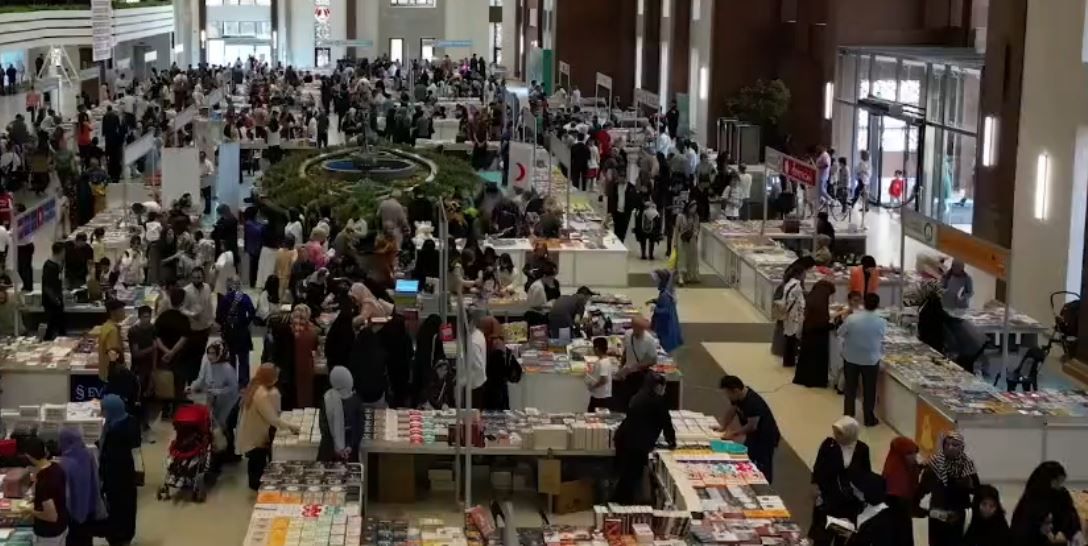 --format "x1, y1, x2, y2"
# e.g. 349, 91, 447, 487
633, 88, 660, 128
558, 61, 571, 94
160, 148, 200, 209
594, 73, 613, 120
